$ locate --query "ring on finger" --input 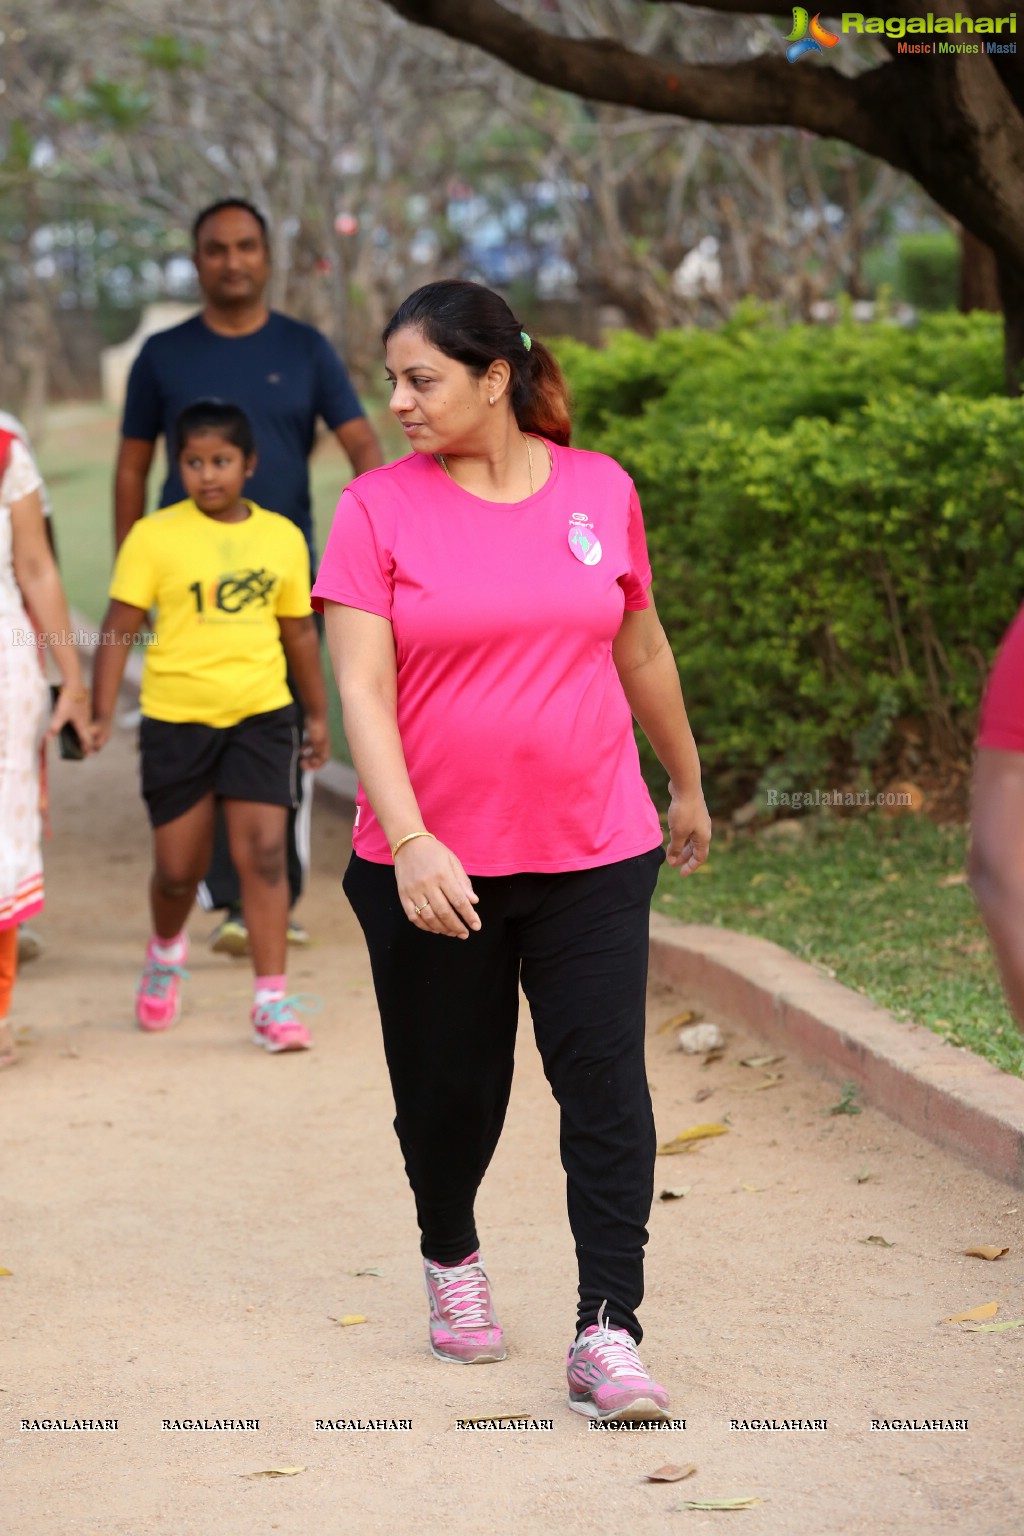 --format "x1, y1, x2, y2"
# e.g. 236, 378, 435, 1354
413, 900, 432, 917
